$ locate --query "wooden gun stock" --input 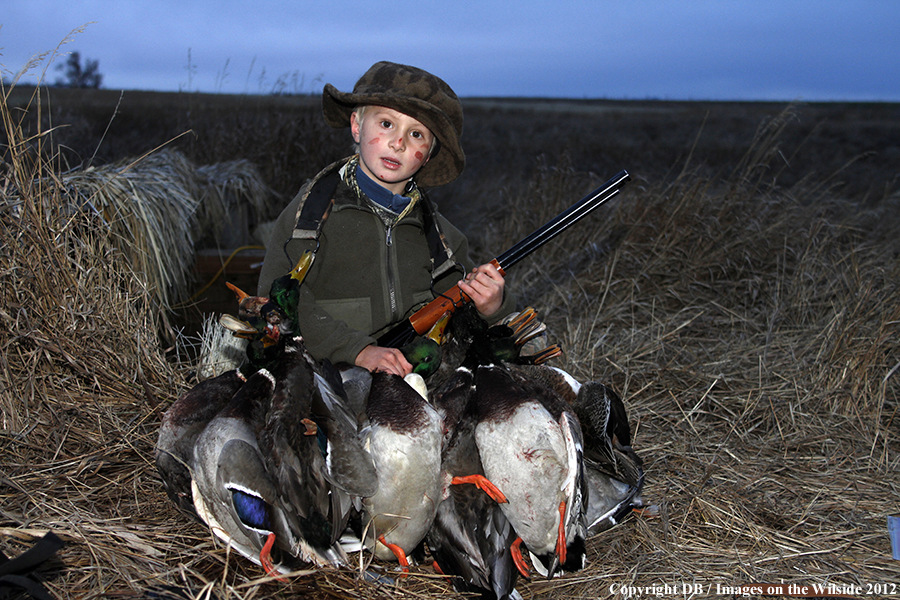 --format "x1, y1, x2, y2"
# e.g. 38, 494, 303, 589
376, 170, 630, 348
